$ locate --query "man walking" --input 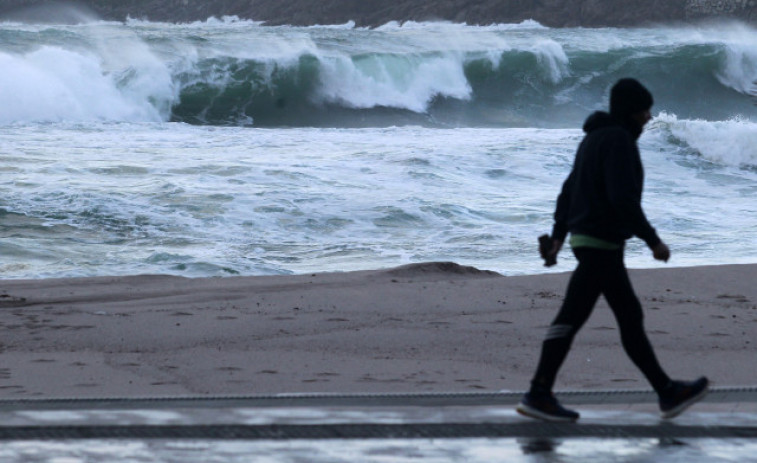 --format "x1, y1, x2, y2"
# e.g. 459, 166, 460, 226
517, 78, 708, 422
